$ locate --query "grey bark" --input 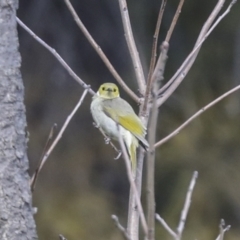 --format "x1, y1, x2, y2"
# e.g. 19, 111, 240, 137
0, 0, 37, 239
